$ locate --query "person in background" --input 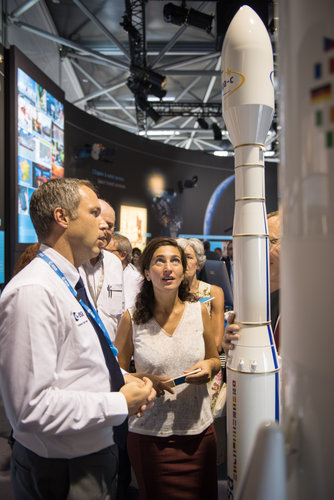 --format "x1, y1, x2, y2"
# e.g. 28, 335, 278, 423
222, 240, 233, 290
12, 243, 40, 276
177, 238, 225, 352
214, 247, 222, 260
80, 199, 124, 342
203, 240, 219, 260
115, 237, 220, 500
223, 211, 281, 353
0, 178, 155, 499
106, 233, 143, 311
131, 247, 142, 271
106, 232, 144, 499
